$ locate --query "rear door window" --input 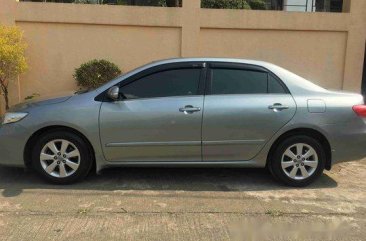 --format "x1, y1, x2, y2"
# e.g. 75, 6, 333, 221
210, 67, 287, 95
